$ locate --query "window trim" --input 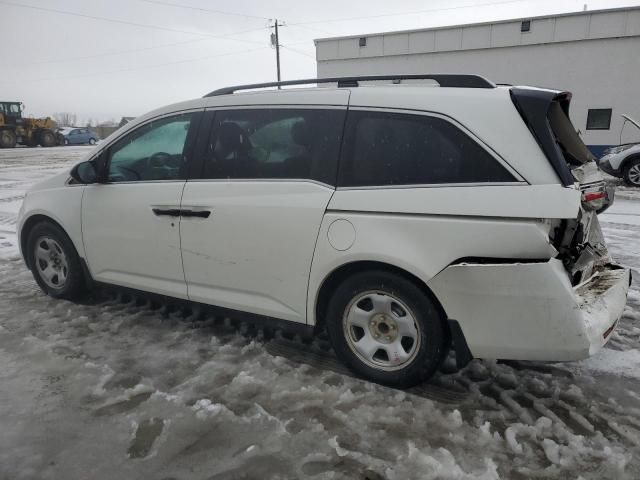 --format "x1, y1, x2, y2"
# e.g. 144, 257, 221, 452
203, 104, 348, 112
586, 108, 612, 131
191, 105, 349, 186
337, 106, 526, 188
336, 181, 526, 191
